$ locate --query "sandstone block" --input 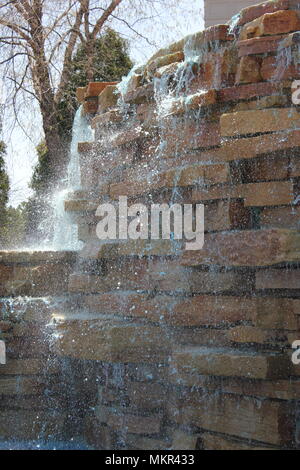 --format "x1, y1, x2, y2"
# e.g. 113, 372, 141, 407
261, 55, 300, 80
170, 295, 256, 327
219, 129, 300, 161
236, 181, 294, 207
236, 56, 262, 84
171, 347, 291, 380
91, 110, 123, 129
147, 51, 184, 76
221, 108, 300, 137
260, 206, 300, 230
238, 35, 287, 57
54, 318, 170, 364
181, 229, 300, 267
86, 82, 118, 98
98, 85, 120, 113
254, 297, 299, 330
256, 268, 300, 289
124, 83, 154, 105
162, 120, 221, 155
218, 81, 284, 103
237, 1, 289, 26
240, 10, 300, 40
168, 392, 294, 445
